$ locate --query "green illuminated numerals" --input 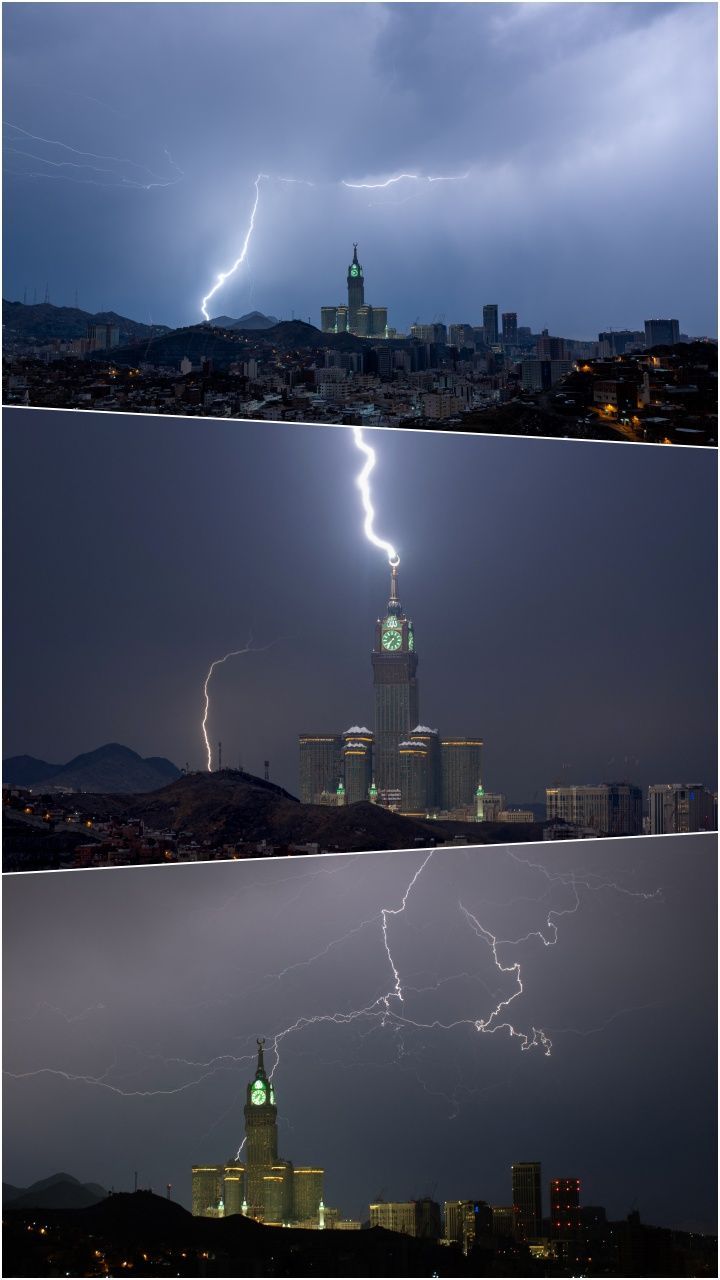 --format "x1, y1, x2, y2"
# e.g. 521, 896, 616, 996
382, 629, 402, 651
251, 1080, 267, 1105
350, 265, 359, 277
408, 628, 414, 651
